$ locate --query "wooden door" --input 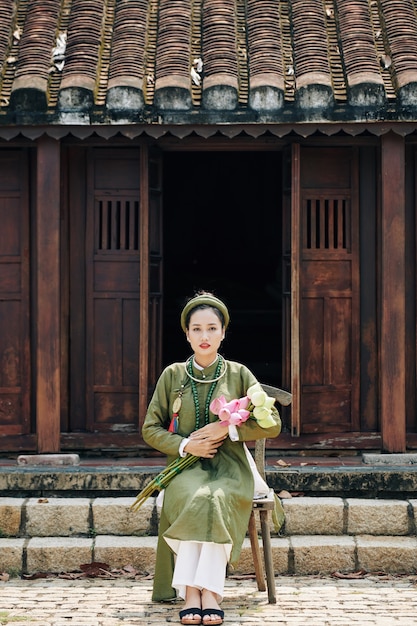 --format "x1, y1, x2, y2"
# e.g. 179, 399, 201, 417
85, 148, 141, 434
66, 146, 162, 447
0, 150, 30, 436
290, 146, 360, 435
